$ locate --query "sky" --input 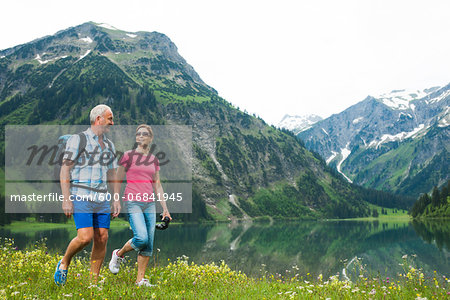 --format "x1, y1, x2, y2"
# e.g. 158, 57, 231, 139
1, 0, 450, 125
